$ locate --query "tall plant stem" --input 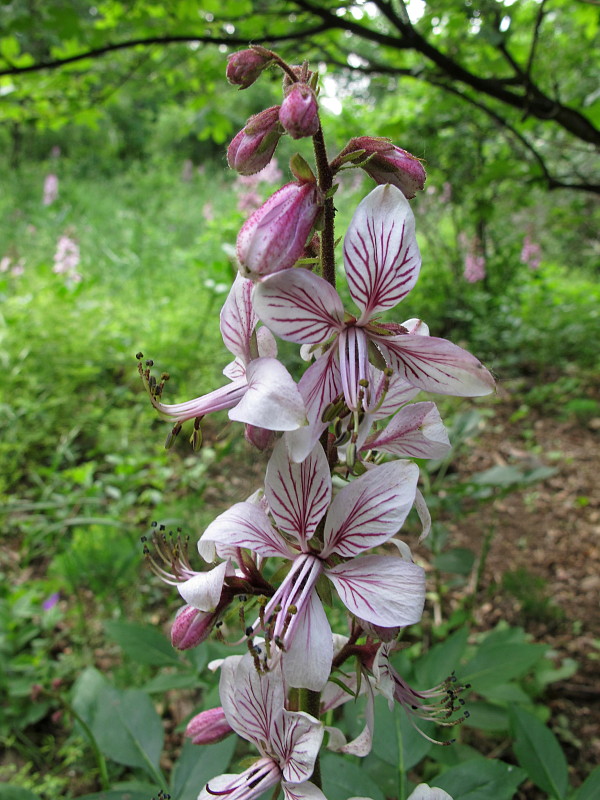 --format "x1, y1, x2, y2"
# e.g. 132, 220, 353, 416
313, 126, 336, 288
299, 689, 322, 788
